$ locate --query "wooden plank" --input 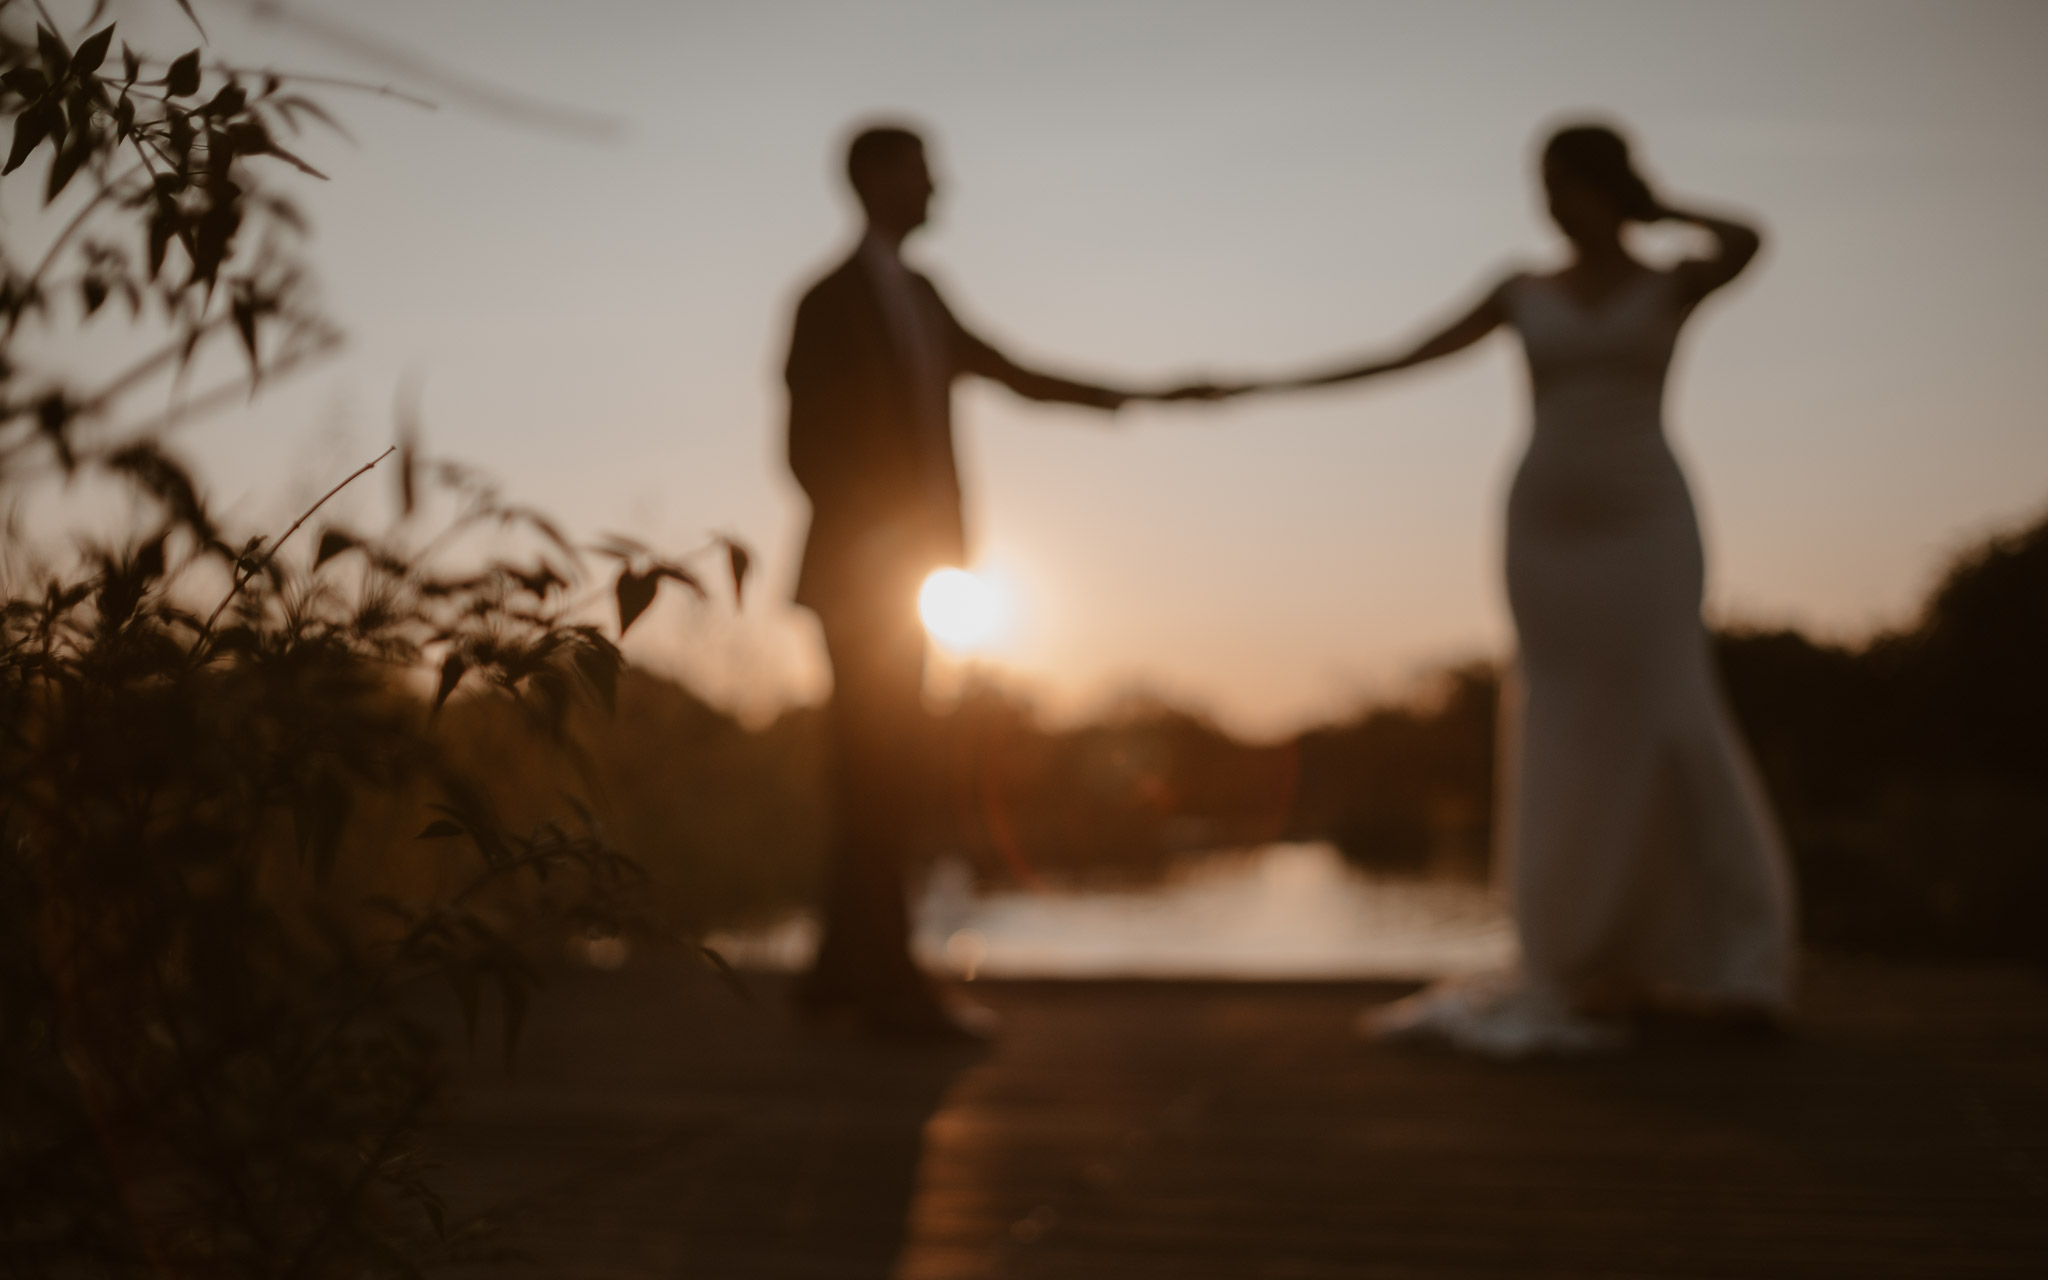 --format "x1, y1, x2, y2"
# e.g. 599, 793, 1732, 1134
424, 958, 2048, 1277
